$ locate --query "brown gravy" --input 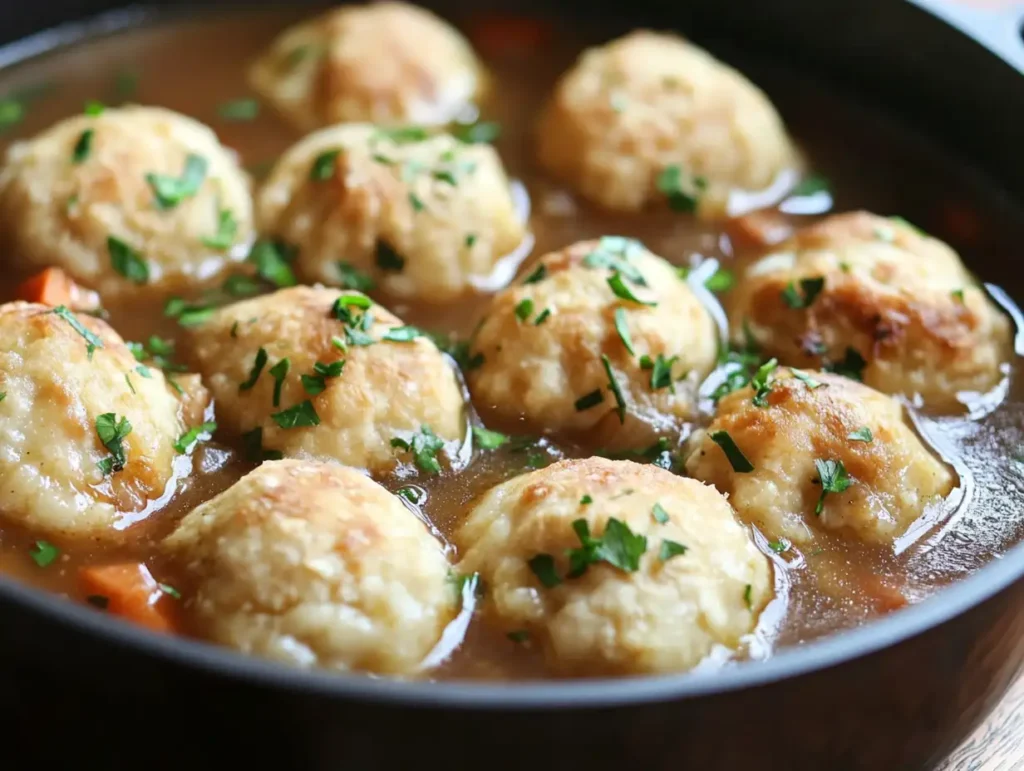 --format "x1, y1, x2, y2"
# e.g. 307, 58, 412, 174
0, 7, 1023, 681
